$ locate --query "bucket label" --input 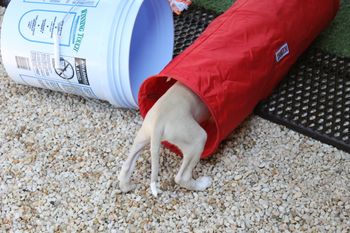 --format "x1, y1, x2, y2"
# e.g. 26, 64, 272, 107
30, 51, 91, 85
14, 51, 96, 98
23, 0, 100, 7
19, 74, 97, 98
19, 10, 76, 46
15, 51, 97, 98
